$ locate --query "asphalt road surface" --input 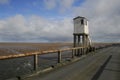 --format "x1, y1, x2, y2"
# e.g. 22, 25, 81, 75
25, 46, 120, 80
